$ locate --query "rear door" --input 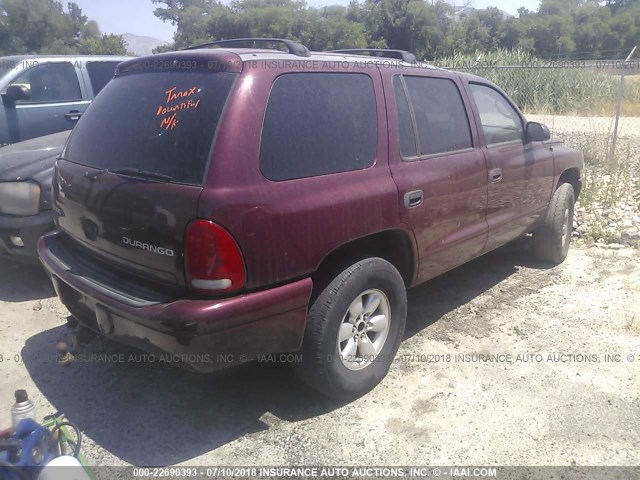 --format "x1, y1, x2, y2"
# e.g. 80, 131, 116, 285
54, 57, 240, 290
3, 61, 85, 142
387, 72, 489, 284
466, 82, 554, 251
